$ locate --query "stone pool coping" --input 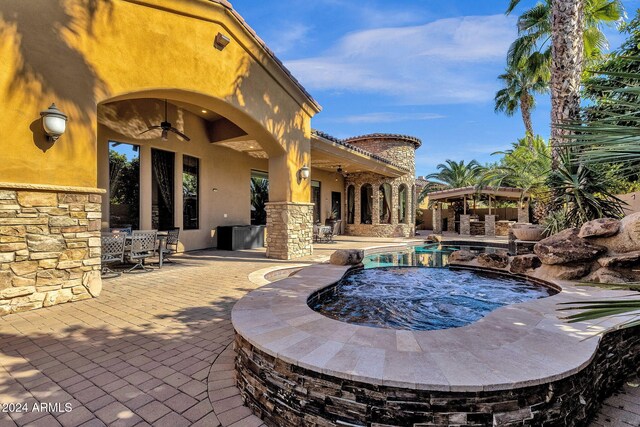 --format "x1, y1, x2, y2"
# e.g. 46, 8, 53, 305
231, 244, 640, 393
